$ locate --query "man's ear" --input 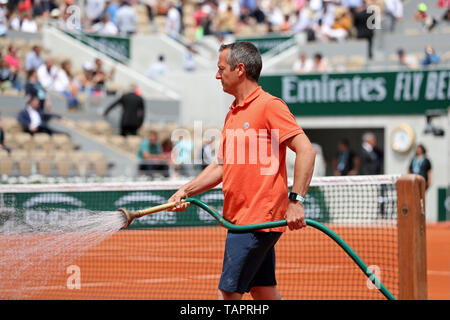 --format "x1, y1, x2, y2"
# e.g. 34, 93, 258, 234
237, 63, 246, 77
